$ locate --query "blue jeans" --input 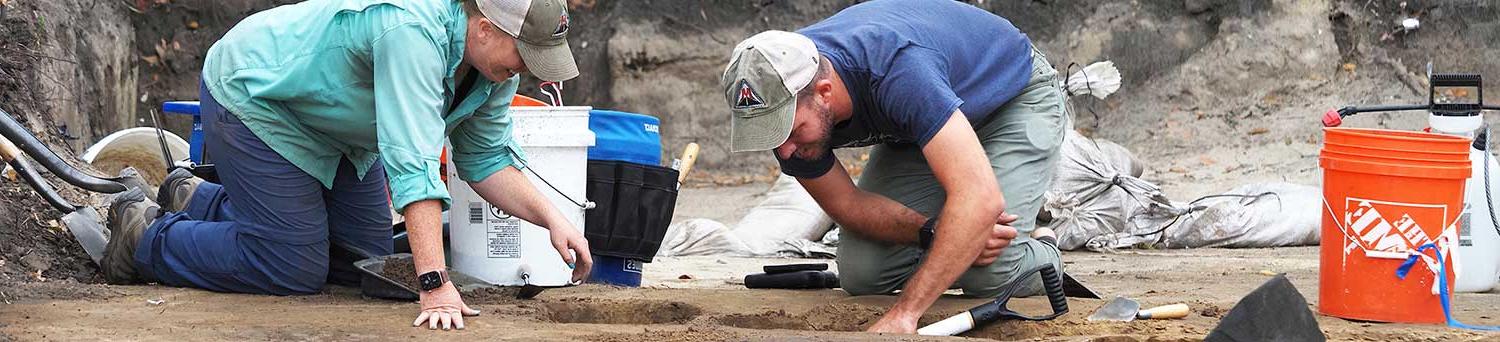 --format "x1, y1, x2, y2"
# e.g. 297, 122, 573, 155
132, 81, 393, 295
